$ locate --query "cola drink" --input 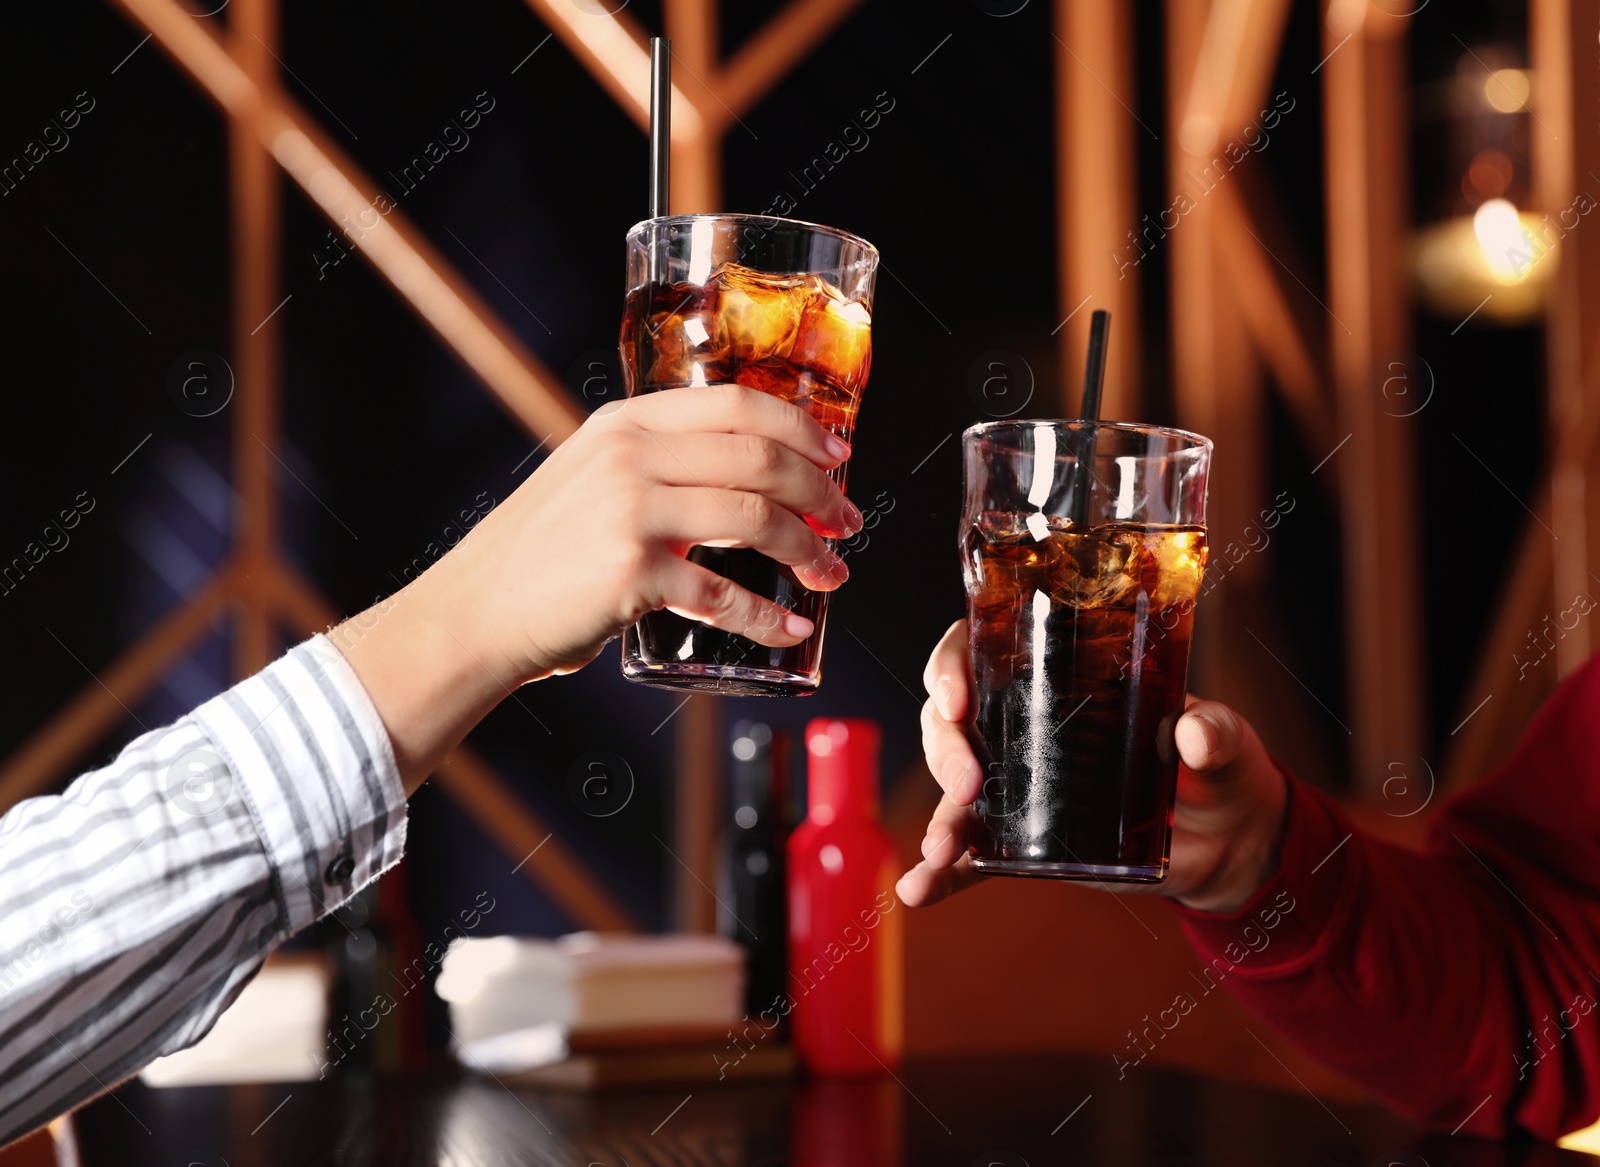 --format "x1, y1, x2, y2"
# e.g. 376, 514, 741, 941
620, 264, 871, 431
618, 219, 877, 697
964, 516, 1209, 881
